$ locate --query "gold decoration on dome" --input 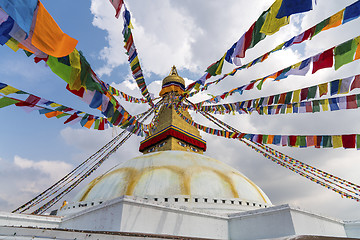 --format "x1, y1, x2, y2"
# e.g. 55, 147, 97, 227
159, 66, 185, 97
